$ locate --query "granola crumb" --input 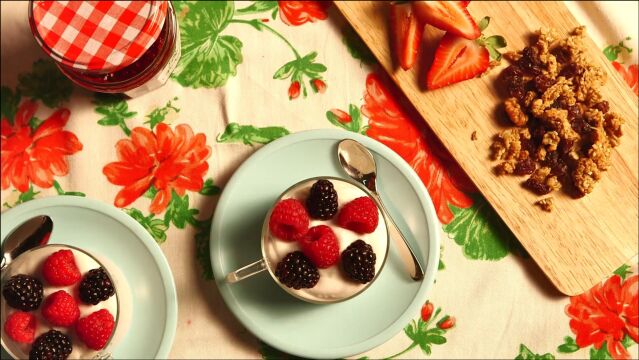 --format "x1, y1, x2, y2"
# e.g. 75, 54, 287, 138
491, 27, 624, 201
535, 197, 554, 212
471, 131, 478, 141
